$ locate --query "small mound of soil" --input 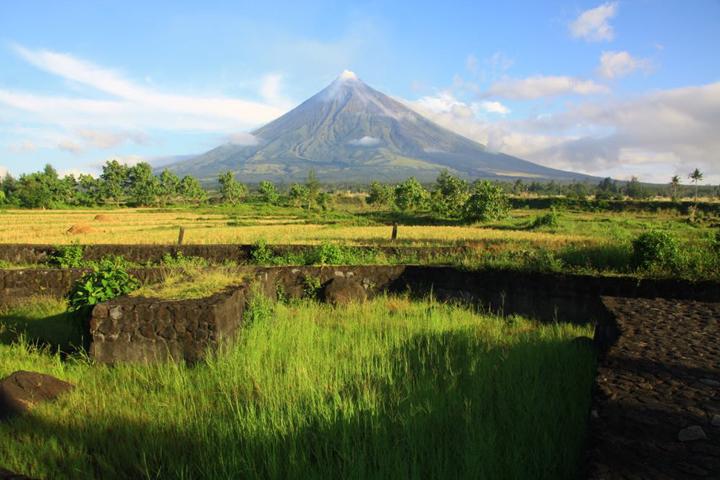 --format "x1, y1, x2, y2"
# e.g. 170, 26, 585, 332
93, 214, 112, 222
67, 224, 93, 235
